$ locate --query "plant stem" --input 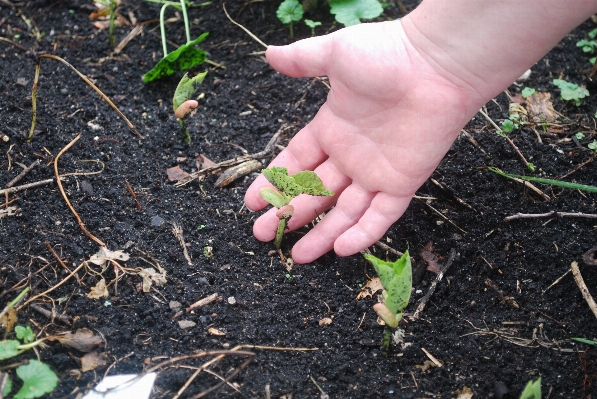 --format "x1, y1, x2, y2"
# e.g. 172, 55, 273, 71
9, 287, 30, 308
381, 327, 392, 356
180, 0, 191, 44
160, 4, 169, 56
274, 218, 287, 249
289, 22, 294, 39
108, 1, 116, 47
18, 339, 45, 351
